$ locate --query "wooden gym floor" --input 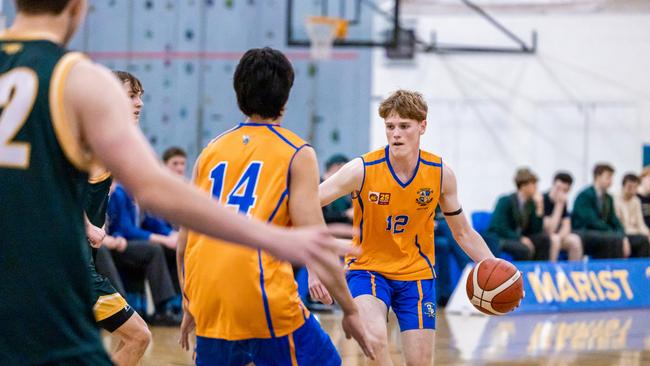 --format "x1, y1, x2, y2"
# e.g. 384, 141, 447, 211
103, 308, 650, 365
